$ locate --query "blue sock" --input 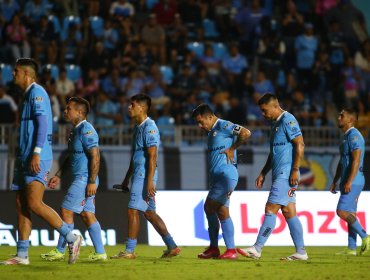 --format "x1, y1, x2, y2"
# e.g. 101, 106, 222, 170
207, 214, 219, 247
57, 222, 77, 243
17, 240, 30, 259
162, 234, 177, 250
125, 238, 137, 253
255, 213, 276, 252
287, 216, 306, 254
350, 220, 367, 239
220, 218, 235, 249
348, 226, 357, 250
88, 222, 105, 254
57, 223, 74, 253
